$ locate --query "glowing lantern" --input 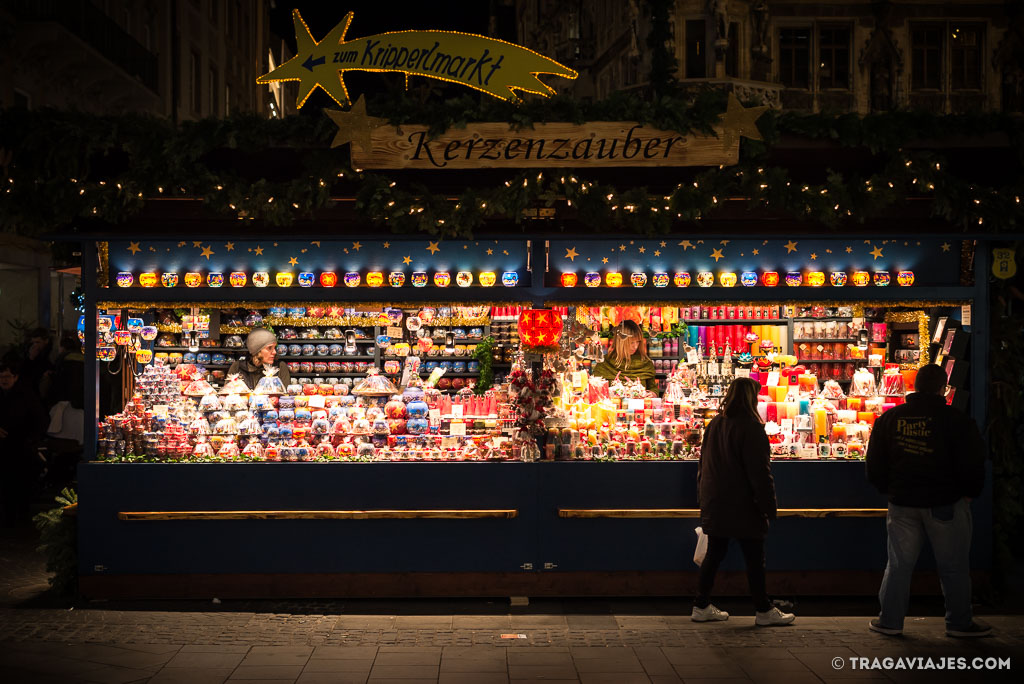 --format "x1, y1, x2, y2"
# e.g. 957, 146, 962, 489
411, 271, 428, 287
605, 272, 623, 287
343, 272, 361, 287
584, 272, 601, 287
298, 272, 316, 287
320, 272, 337, 287
653, 273, 669, 287
852, 271, 871, 287
433, 271, 451, 287
456, 271, 473, 287
97, 346, 117, 362
785, 272, 803, 287
116, 272, 133, 287
806, 271, 826, 287
696, 272, 714, 287
113, 330, 131, 345
230, 272, 247, 287
740, 271, 758, 287
139, 273, 158, 288
478, 271, 496, 287
761, 271, 779, 287
830, 271, 848, 286
631, 272, 647, 287
141, 326, 158, 341
389, 271, 406, 287
502, 271, 519, 287
135, 349, 153, 364
874, 271, 891, 287
126, 318, 143, 333
719, 272, 738, 287
183, 272, 201, 287
560, 272, 578, 287
161, 273, 179, 288
517, 309, 564, 349
363, 271, 382, 288
253, 272, 270, 287
897, 270, 915, 287
674, 272, 691, 287
275, 272, 294, 287
207, 273, 225, 288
